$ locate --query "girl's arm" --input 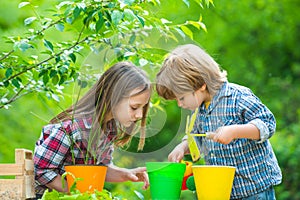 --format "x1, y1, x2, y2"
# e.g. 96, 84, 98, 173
45, 175, 68, 193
